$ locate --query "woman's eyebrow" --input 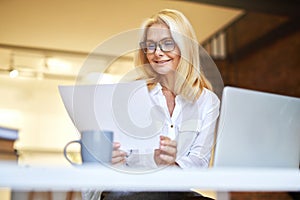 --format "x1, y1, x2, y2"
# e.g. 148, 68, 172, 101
145, 37, 172, 42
